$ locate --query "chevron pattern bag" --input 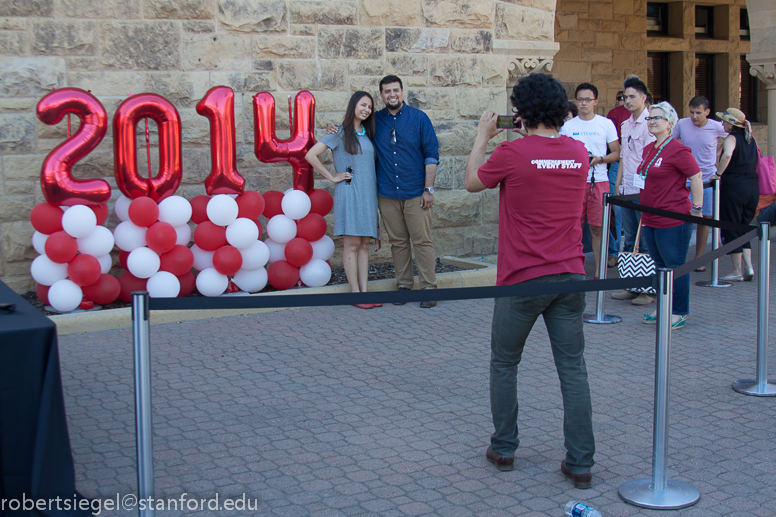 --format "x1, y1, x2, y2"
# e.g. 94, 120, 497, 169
617, 221, 656, 295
